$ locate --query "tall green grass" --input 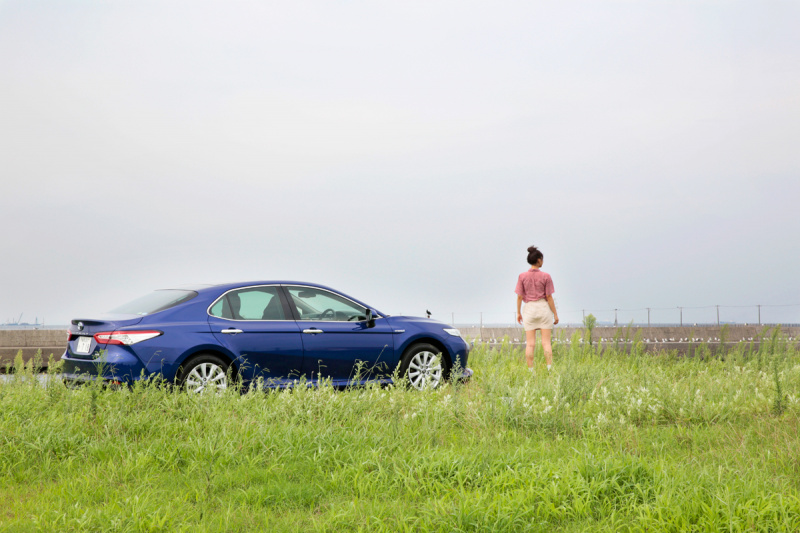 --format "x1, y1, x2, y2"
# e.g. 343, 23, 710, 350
1, 337, 799, 532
